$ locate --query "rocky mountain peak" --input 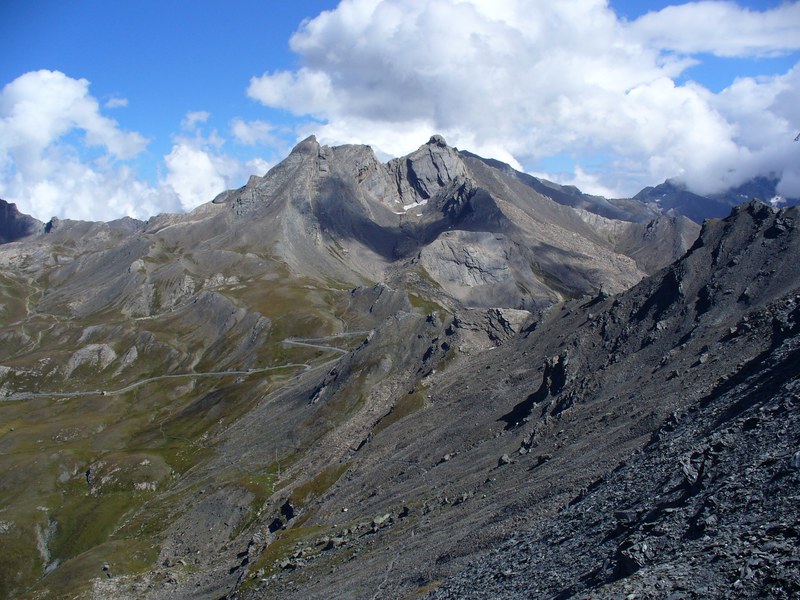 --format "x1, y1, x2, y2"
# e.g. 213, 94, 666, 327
636, 177, 799, 224
195, 135, 697, 309
0, 198, 42, 243
387, 135, 470, 207
290, 134, 320, 156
